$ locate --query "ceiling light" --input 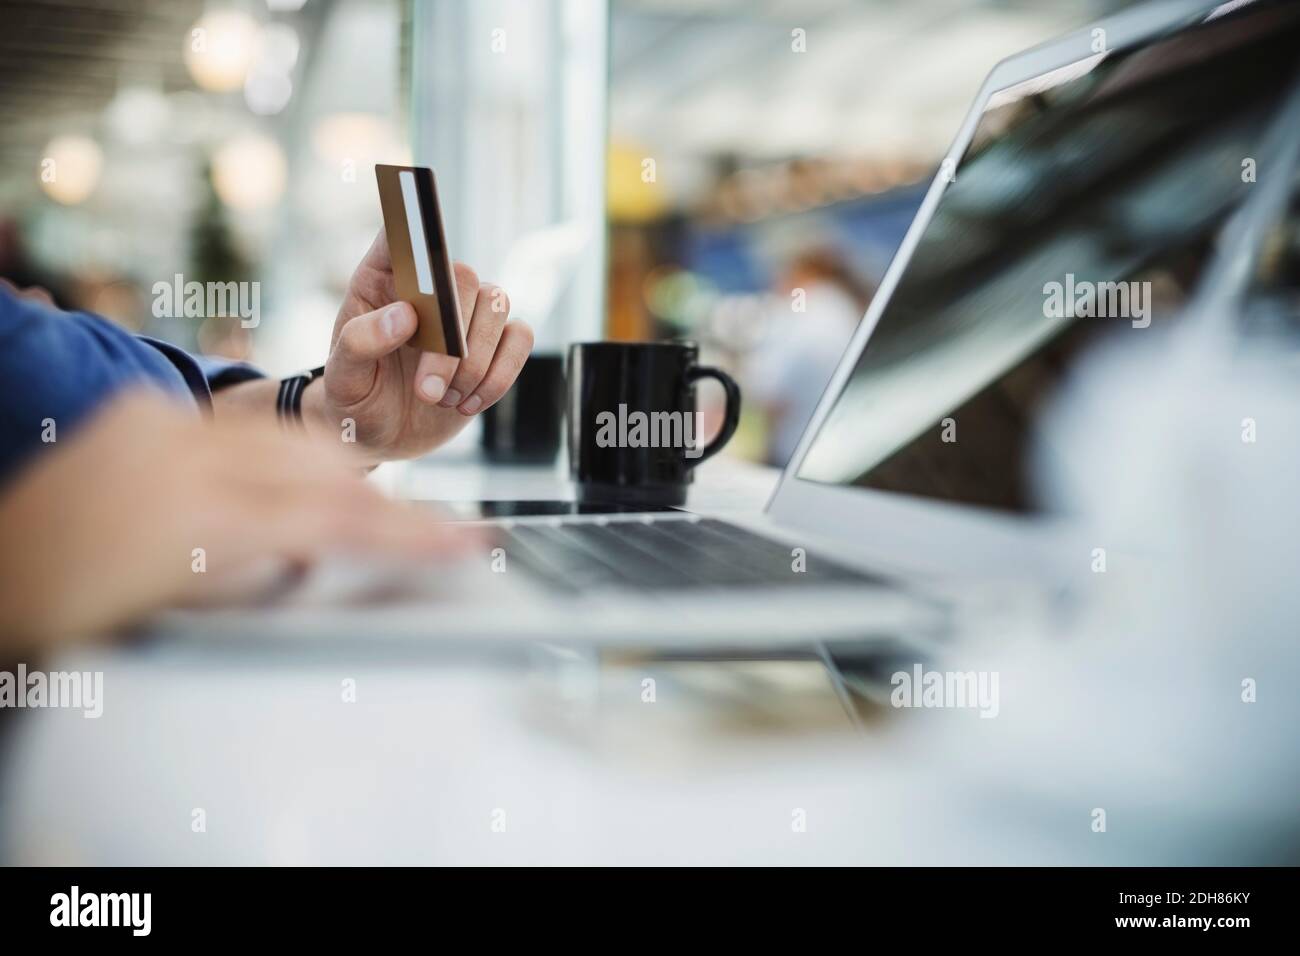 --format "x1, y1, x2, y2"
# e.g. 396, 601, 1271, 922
212, 133, 286, 210
39, 135, 103, 205
185, 10, 261, 93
